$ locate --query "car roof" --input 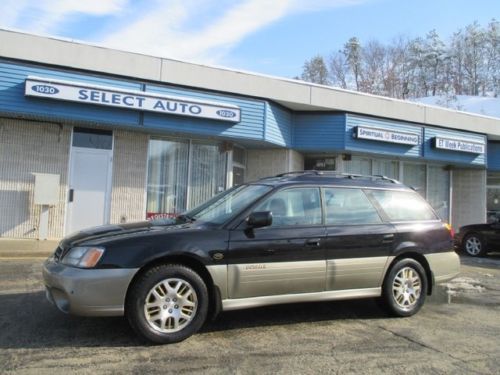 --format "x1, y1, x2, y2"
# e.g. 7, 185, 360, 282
250, 171, 414, 191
